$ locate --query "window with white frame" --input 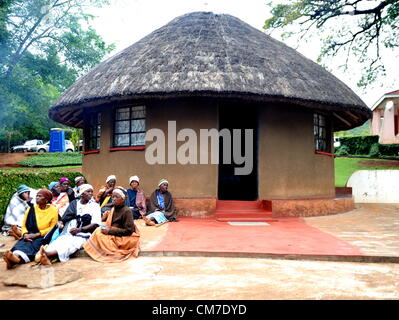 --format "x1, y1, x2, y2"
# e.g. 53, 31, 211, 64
114, 106, 146, 147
